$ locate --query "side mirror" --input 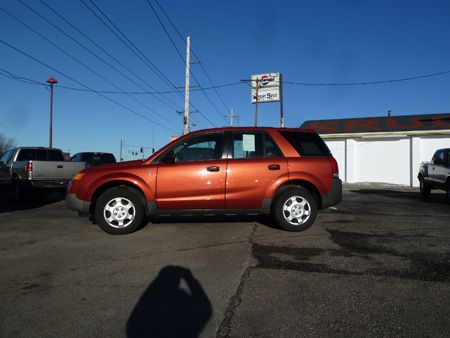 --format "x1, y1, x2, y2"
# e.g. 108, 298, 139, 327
161, 150, 175, 164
